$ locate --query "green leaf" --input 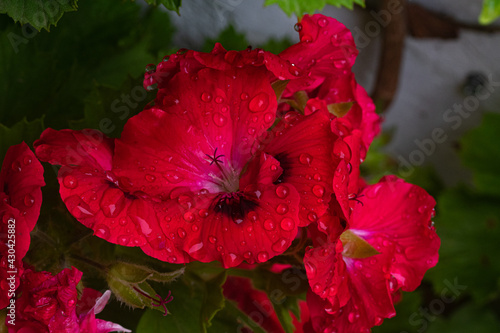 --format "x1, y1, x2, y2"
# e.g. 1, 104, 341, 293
259, 37, 293, 54
479, 0, 500, 24
144, 0, 182, 14
426, 303, 500, 333
371, 290, 422, 333
328, 101, 353, 118
0, 1, 173, 130
340, 229, 380, 258
202, 25, 249, 53
460, 112, 500, 197
109, 261, 185, 284
426, 187, 500, 302
0, 0, 78, 31
201, 272, 227, 332
0, 117, 44, 163
264, 0, 364, 17
209, 300, 268, 333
